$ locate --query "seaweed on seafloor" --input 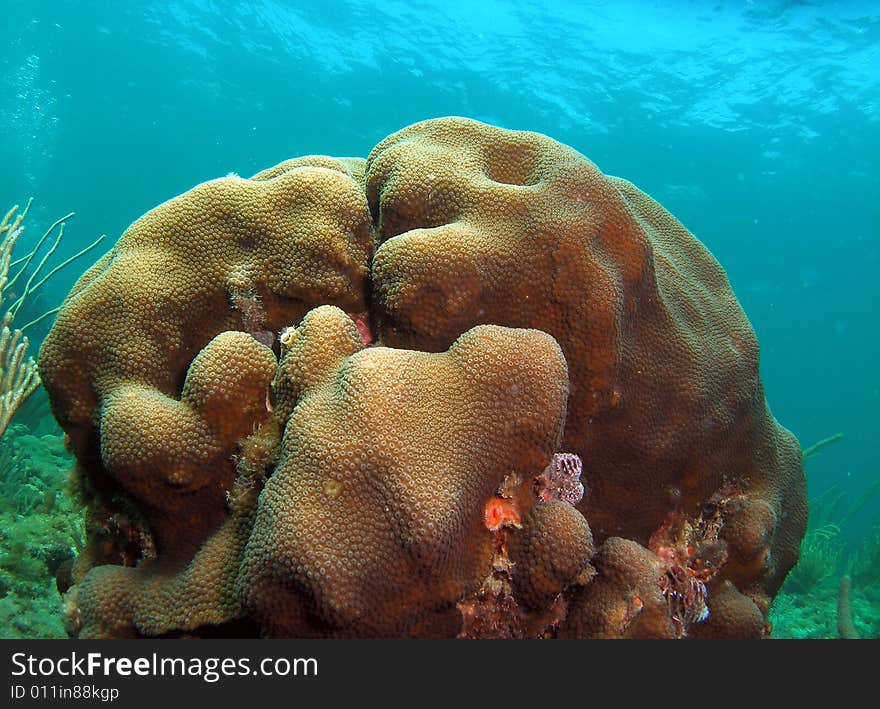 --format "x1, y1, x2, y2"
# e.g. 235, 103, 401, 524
768, 586, 836, 639
777, 433, 847, 596
0, 424, 83, 638
848, 527, 880, 594
771, 432, 880, 638
801, 486, 877, 593
0, 423, 72, 515
782, 524, 843, 595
